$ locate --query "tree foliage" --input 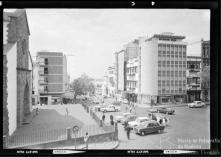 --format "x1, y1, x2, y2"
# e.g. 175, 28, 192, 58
71, 74, 95, 100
